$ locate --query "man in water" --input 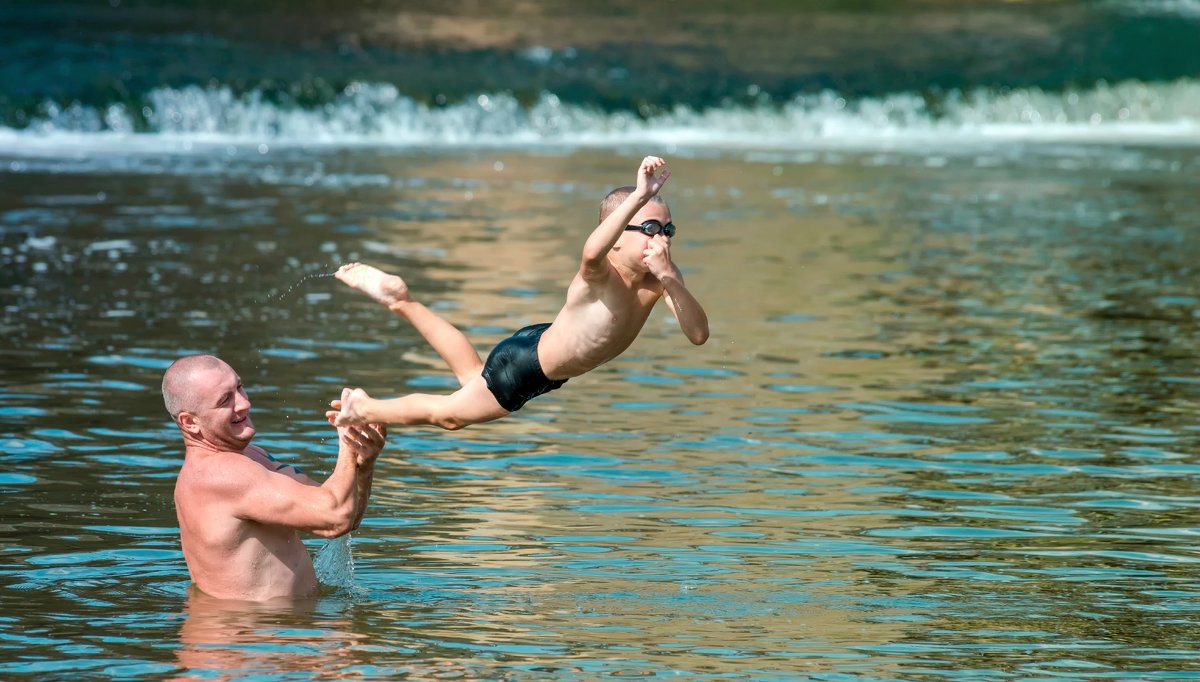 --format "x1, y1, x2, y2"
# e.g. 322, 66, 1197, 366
330, 155, 709, 430
163, 354, 386, 601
